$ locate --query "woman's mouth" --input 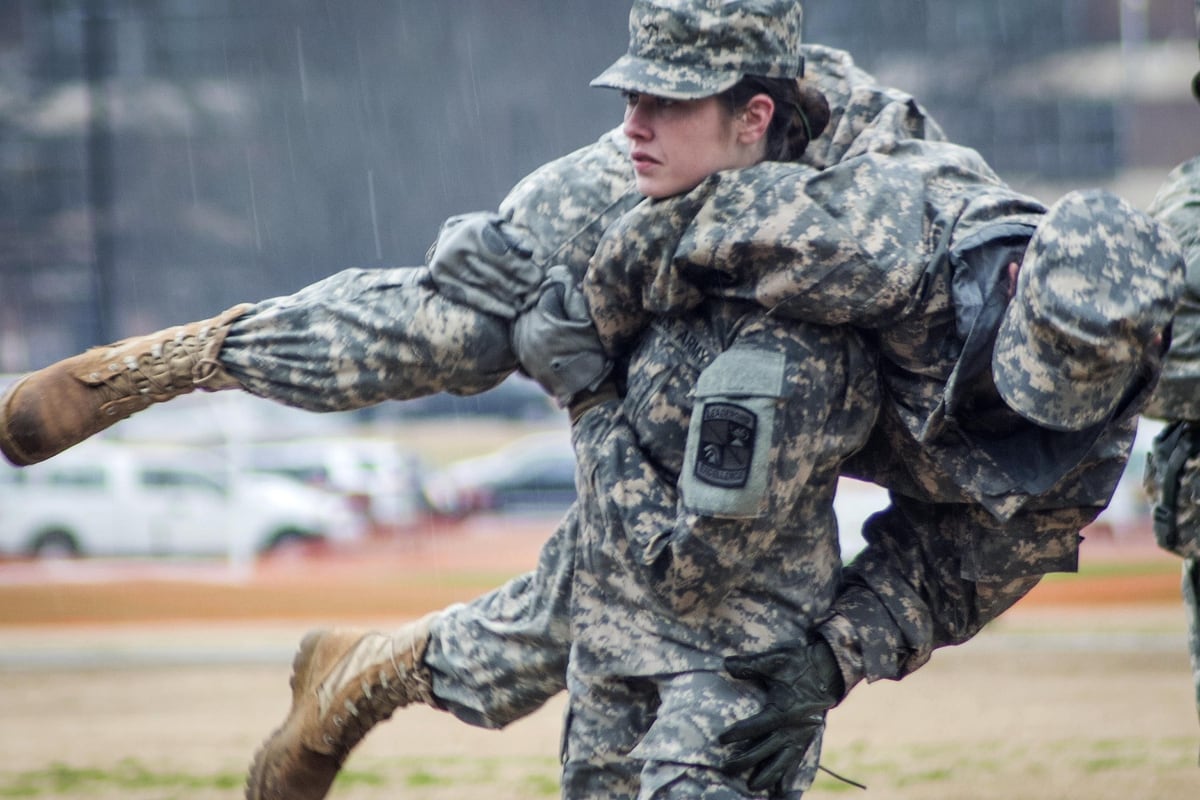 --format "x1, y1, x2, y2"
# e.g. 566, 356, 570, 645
630, 151, 659, 173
